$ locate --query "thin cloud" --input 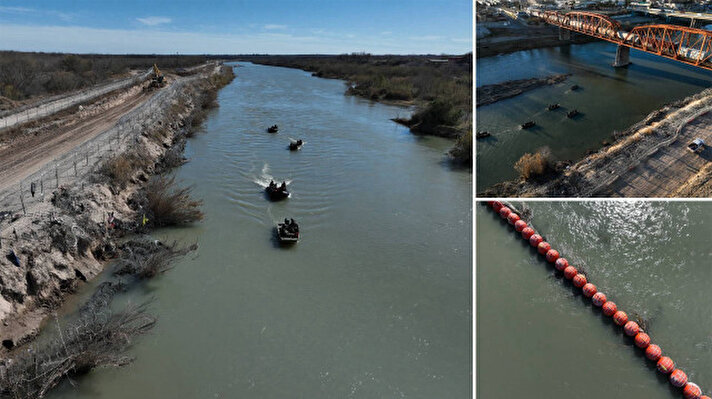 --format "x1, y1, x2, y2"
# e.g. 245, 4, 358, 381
136, 16, 172, 26
264, 24, 287, 30
0, 6, 35, 13
0, 23, 473, 55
